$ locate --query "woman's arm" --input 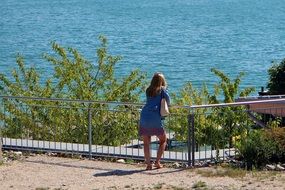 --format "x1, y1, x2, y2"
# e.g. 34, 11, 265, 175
162, 88, 171, 106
